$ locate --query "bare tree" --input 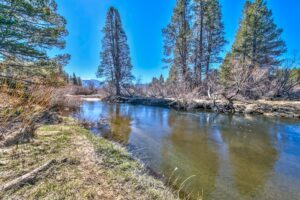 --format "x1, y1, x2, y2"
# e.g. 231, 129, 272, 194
270, 52, 300, 99
220, 59, 270, 102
